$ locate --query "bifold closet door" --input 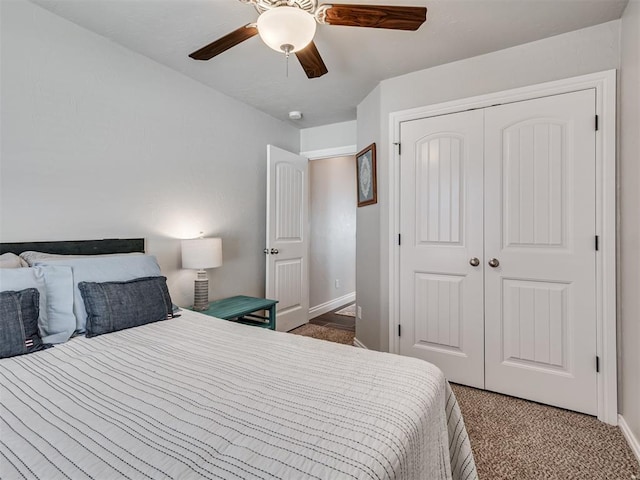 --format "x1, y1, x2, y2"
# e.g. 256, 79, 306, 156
483, 89, 597, 415
399, 109, 485, 389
